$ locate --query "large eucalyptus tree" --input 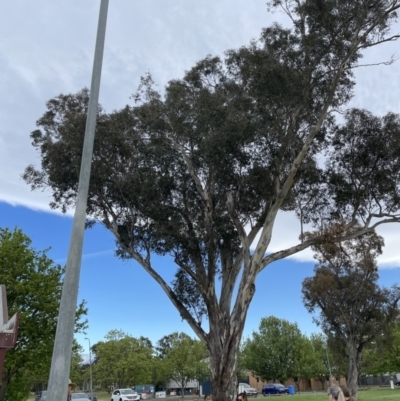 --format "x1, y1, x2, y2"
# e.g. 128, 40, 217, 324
23, 1, 400, 400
